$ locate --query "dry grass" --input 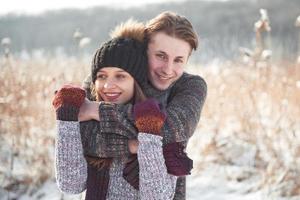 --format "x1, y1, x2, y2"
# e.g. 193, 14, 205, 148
0, 57, 89, 196
187, 61, 300, 197
0, 56, 299, 198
